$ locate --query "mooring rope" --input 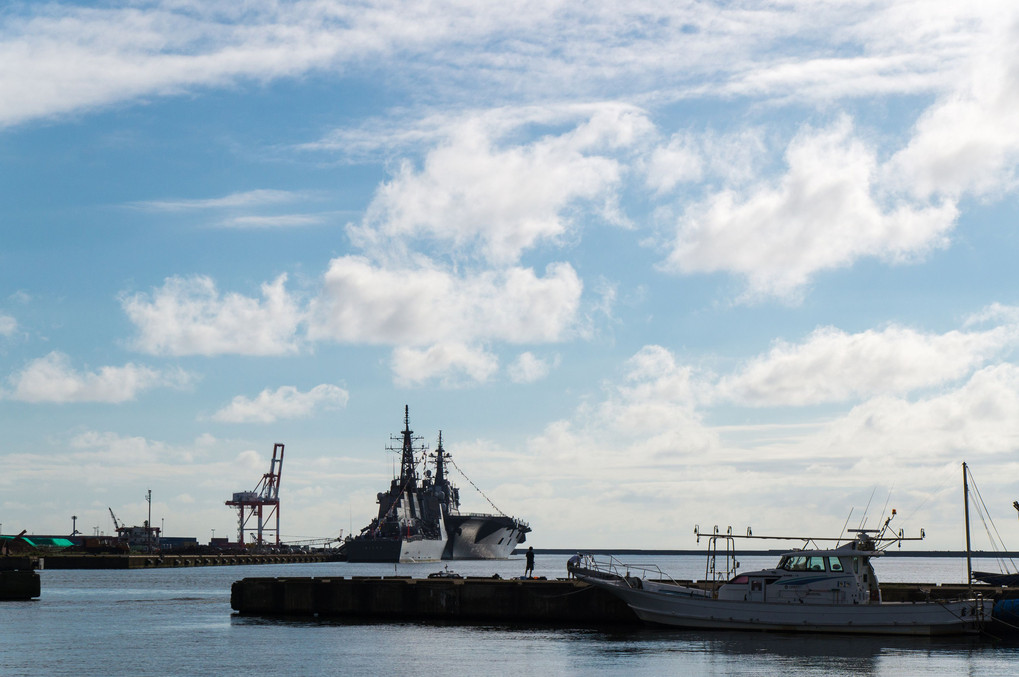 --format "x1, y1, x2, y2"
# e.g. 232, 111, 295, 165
447, 456, 508, 517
